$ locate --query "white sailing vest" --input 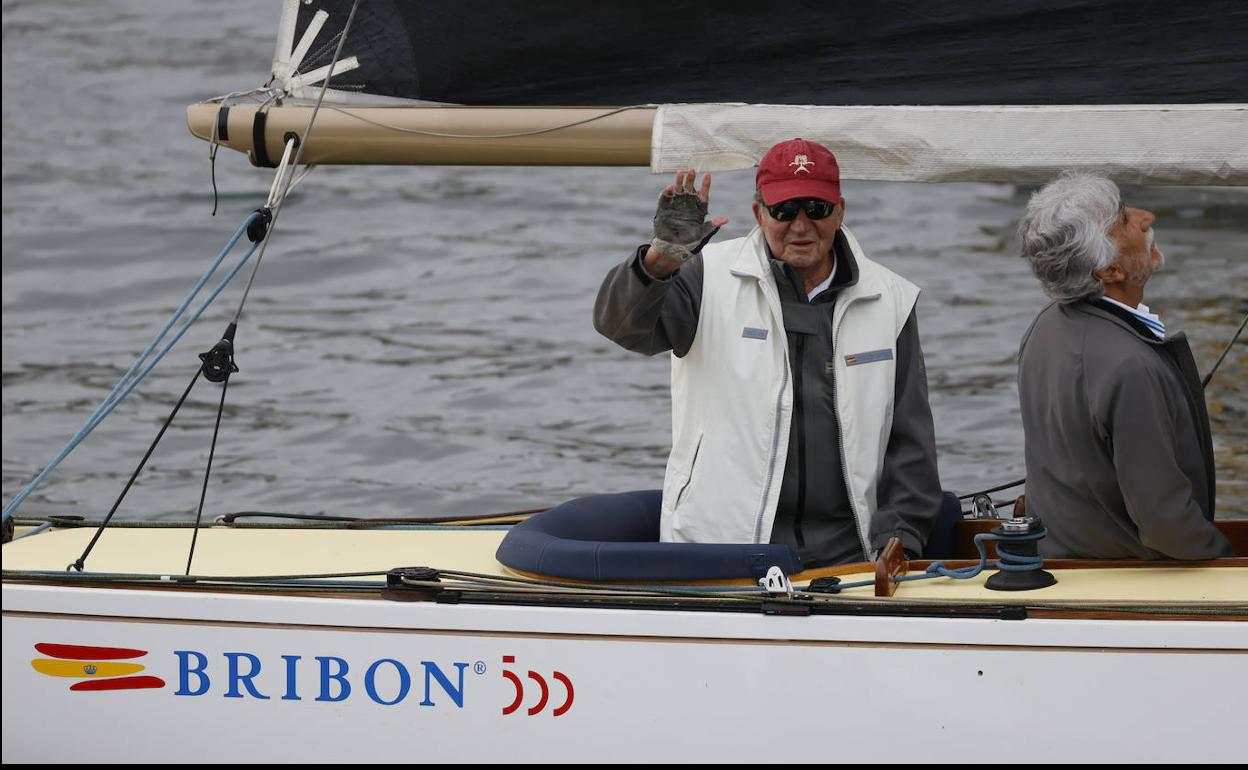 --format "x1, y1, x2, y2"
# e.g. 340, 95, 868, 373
659, 226, 919, 556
